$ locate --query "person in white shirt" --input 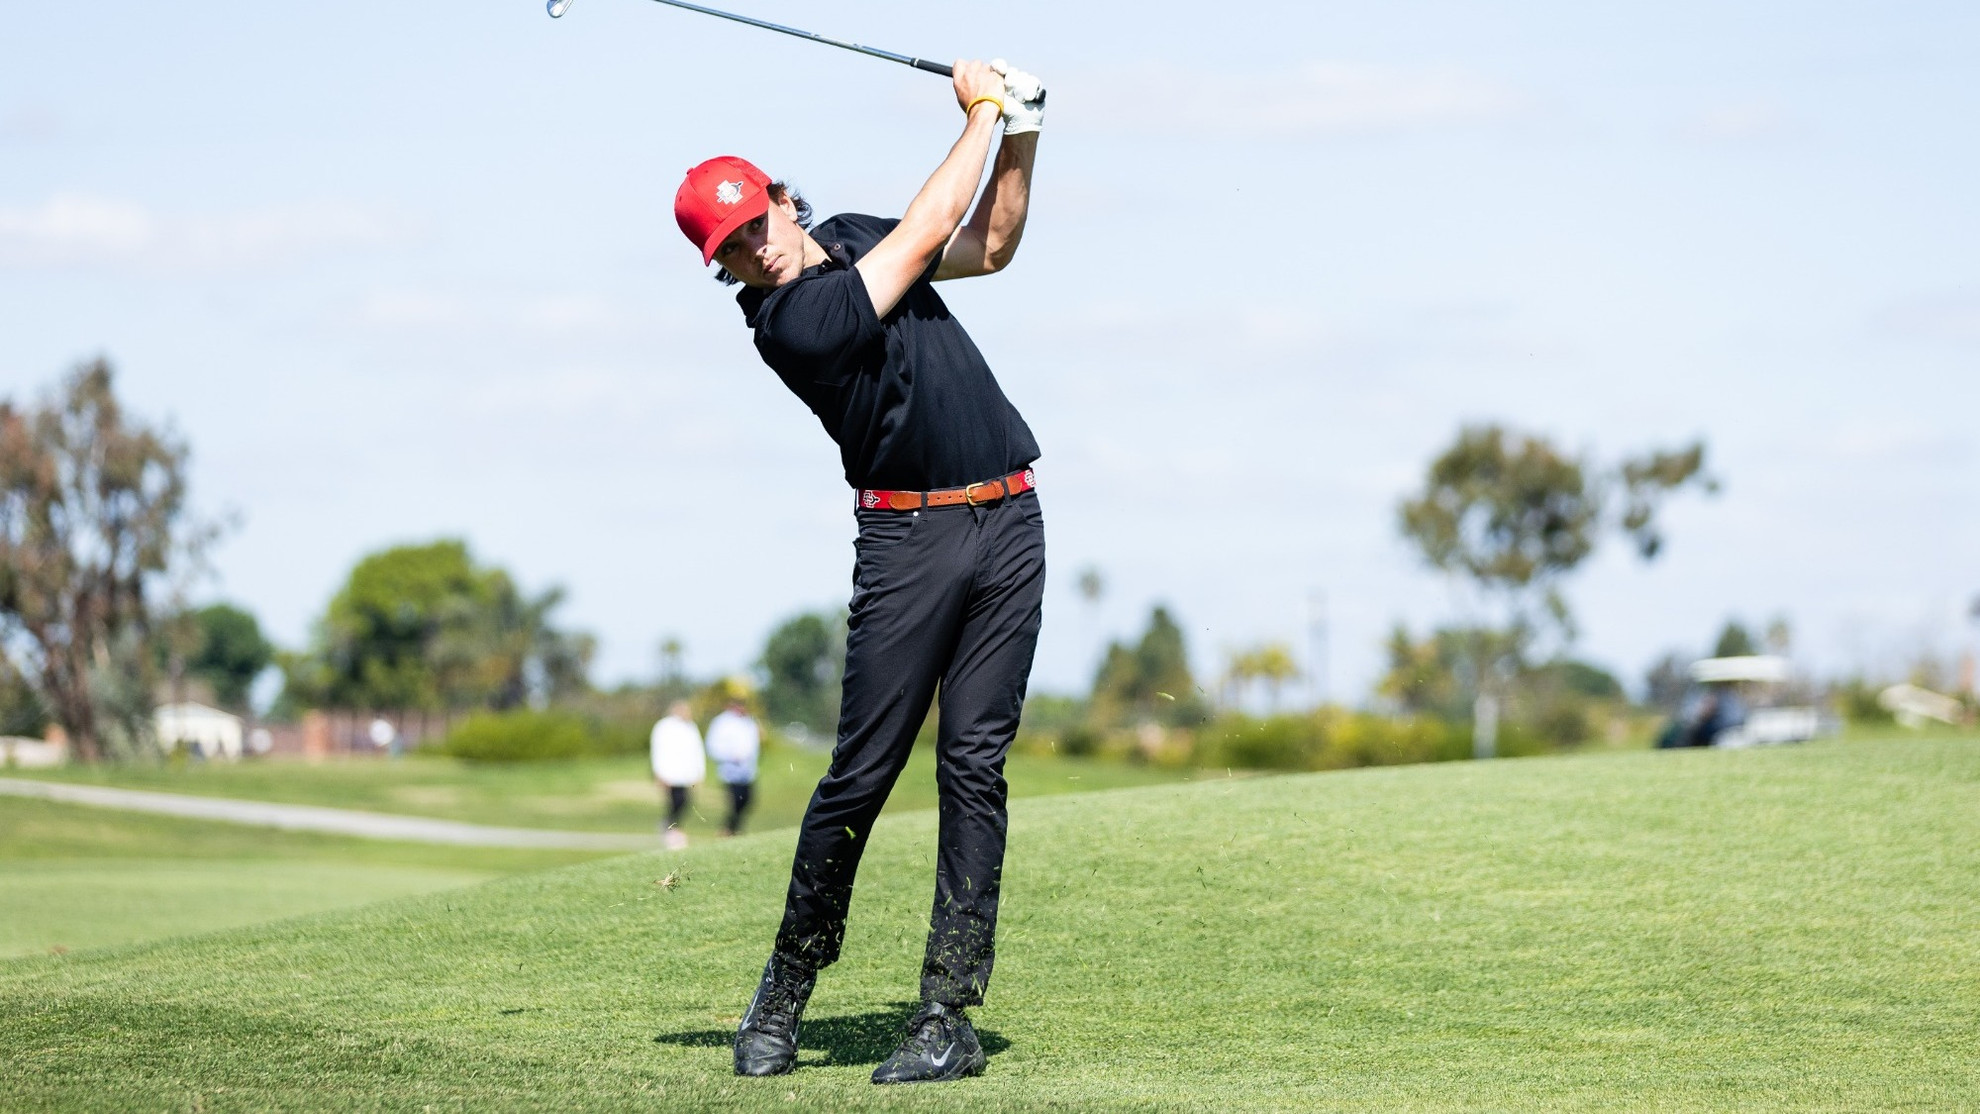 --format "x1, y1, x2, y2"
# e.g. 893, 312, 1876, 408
704, 697, 762, 835
650, 701, 706, 850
